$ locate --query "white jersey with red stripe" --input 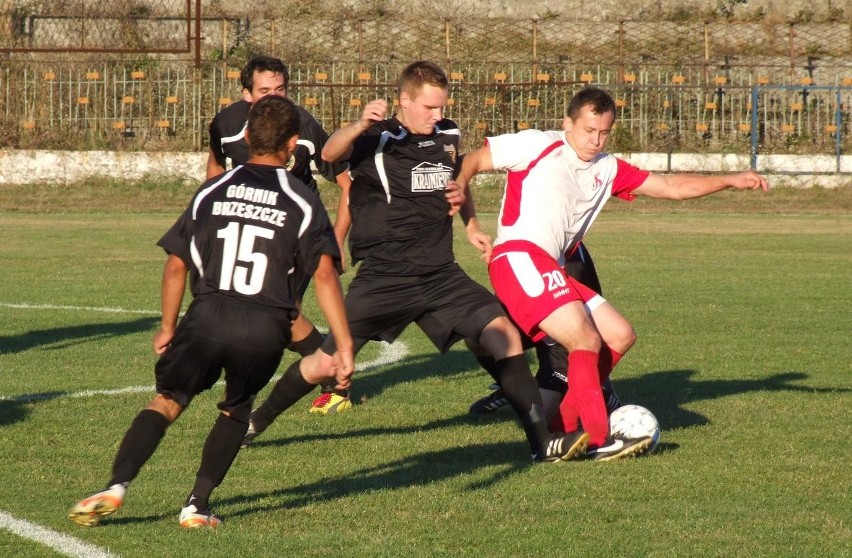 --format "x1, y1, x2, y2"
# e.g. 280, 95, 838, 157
487, 129, 649, 262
